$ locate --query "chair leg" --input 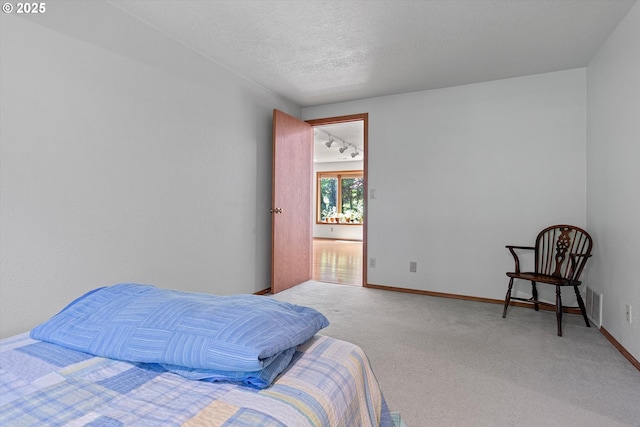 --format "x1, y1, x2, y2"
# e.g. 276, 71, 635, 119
532, 281, 539, 311
555, 286, 563, 336
503, 278, 514, 318
575, 286, 591, 328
